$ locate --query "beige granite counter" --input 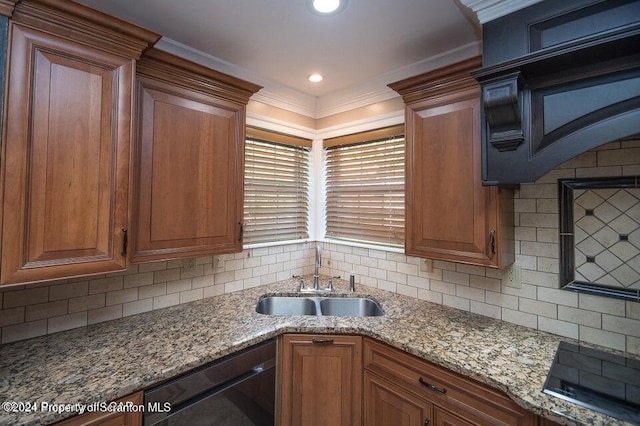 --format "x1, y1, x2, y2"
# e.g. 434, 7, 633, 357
0, 279, 635, 425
